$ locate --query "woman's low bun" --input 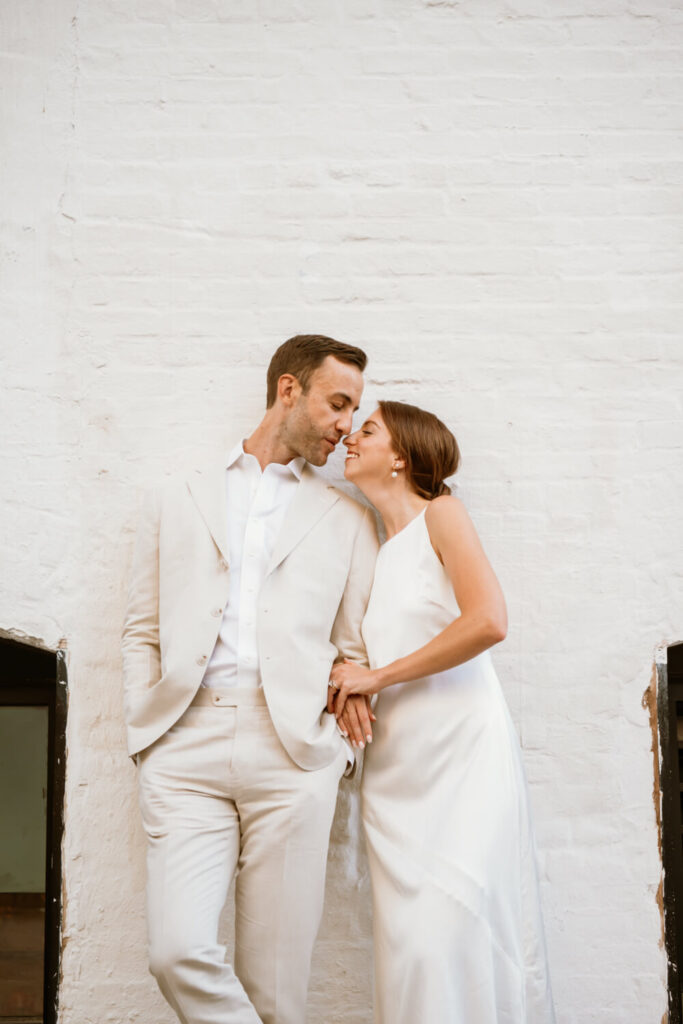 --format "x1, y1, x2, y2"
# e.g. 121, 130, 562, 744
378, 400, 460, 502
